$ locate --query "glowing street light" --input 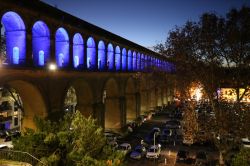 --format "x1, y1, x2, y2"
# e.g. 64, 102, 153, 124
48, 63, 57, 71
